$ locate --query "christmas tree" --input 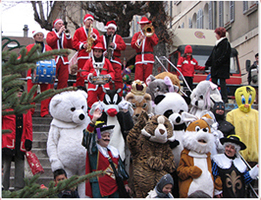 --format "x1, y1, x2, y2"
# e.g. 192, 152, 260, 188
2, 44, 77, 134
